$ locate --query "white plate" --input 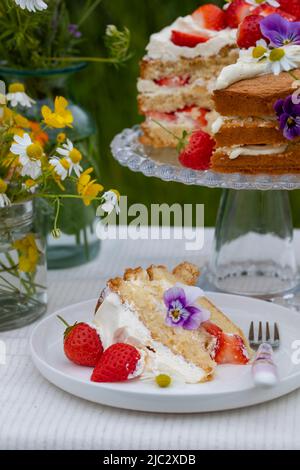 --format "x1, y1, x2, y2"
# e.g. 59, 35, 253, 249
30, 293, 300, 413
